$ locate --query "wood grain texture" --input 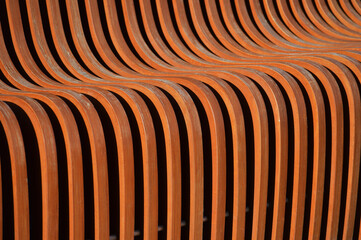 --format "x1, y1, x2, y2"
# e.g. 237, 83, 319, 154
0, 0, 360, 239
